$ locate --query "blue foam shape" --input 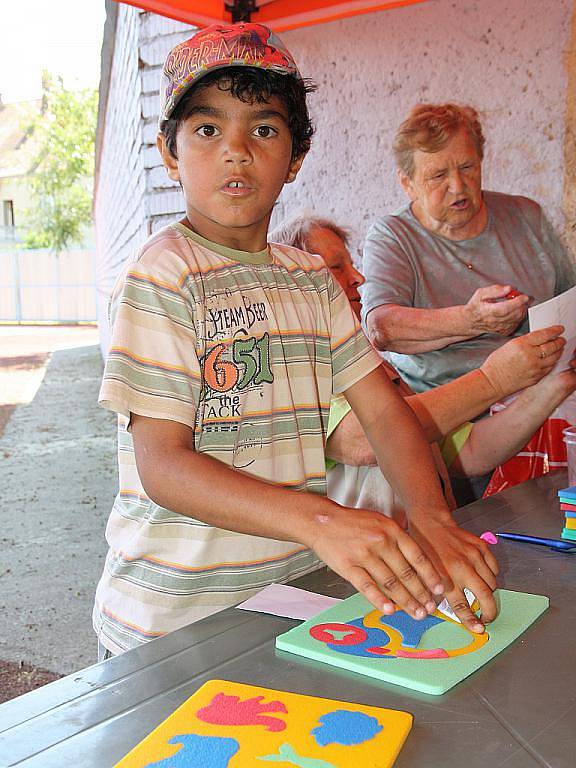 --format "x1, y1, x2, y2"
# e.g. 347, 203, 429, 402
311, 711, 383, 746
378, 611, 443, 649
144, 733, 239, 768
